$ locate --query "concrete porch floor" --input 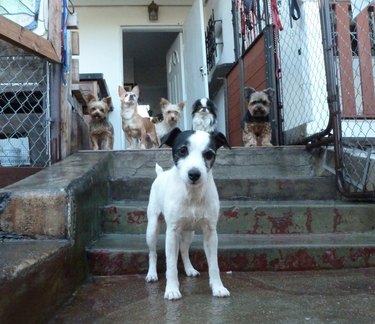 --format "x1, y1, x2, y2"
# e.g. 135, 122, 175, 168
50, 268, 375, 323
